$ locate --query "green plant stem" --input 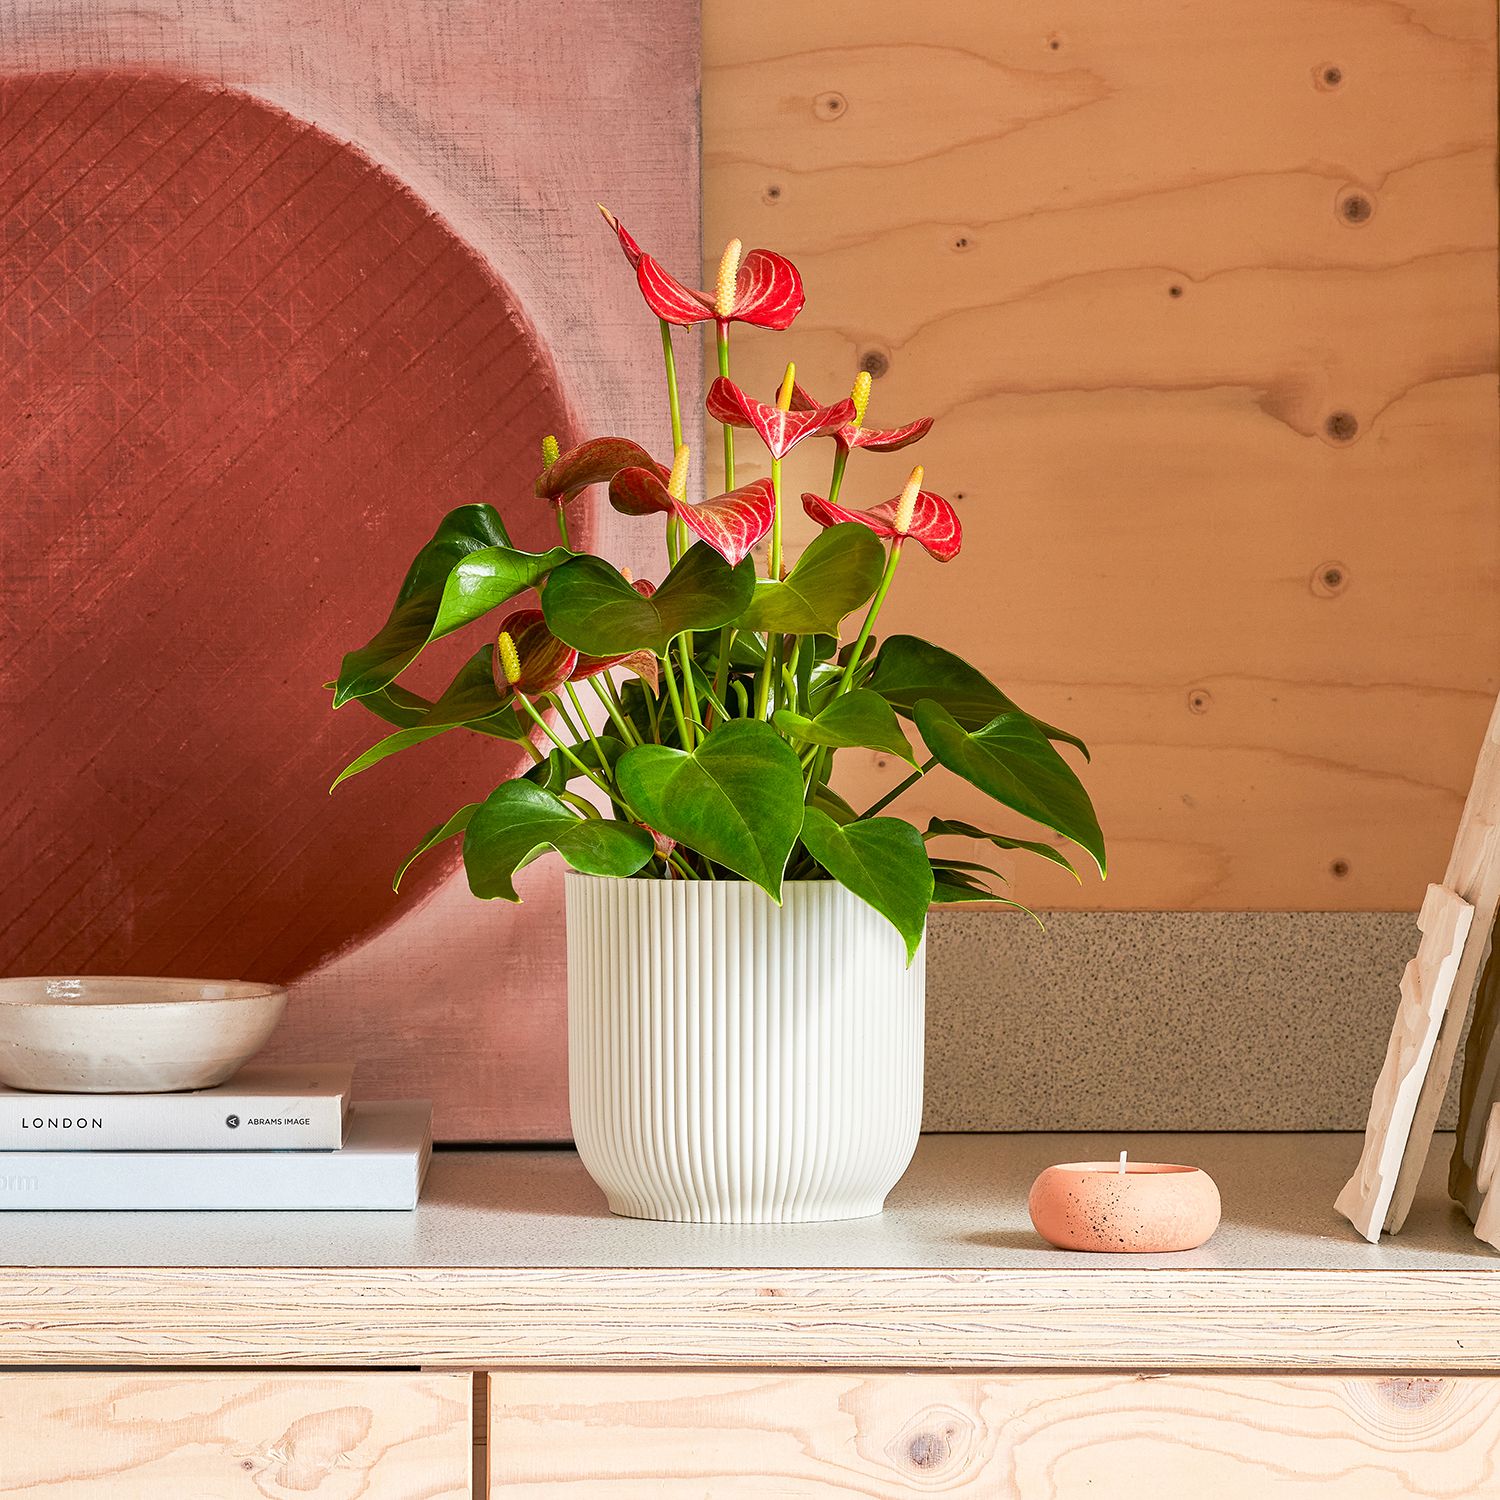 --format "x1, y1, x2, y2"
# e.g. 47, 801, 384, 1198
677, 634, 701, 735
716, 322, 735, 489
543, 691, 582, 743
754, 635, 776, 720
587, 675, 639, 745
711, 625, 734, 723
514, 693, 622, 812
861, 754, 938, 818
768, 455, 784, 580
659, 319, 684, 452
554, 502, 571, 549
559, 791, 600, 819
836, 540, 904, 697
826, 446, 850, 508
659, 647, 695, 749
563, 680, 609, 767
